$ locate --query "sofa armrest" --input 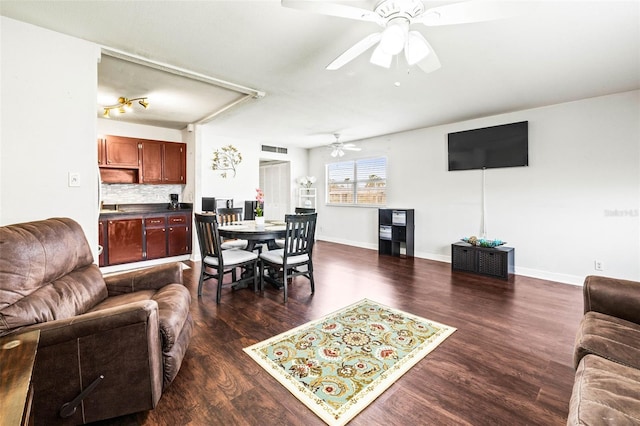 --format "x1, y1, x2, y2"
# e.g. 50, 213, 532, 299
103, 262, 183, 296
584, 275, 640, 325
26, 300, 159, 347
23, 300, 165, 424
